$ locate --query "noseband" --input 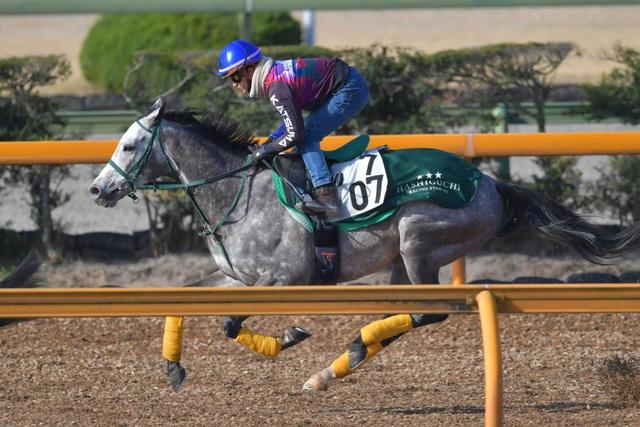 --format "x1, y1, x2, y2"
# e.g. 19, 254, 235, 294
109, 120, 253, 203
